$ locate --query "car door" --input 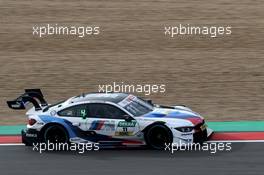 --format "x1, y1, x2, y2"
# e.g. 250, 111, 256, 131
85, 103, 141, 141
